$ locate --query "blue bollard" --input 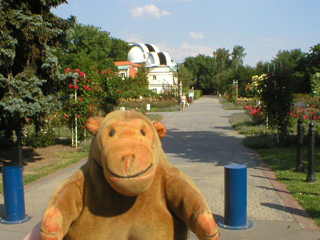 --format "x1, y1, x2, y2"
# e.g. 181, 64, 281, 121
218, 164, 253, 230
0, 166, 31, 224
